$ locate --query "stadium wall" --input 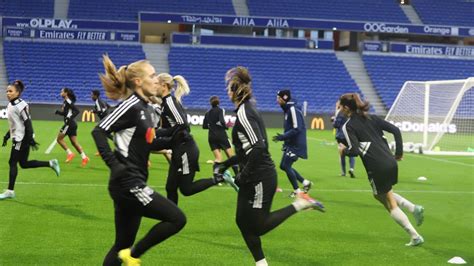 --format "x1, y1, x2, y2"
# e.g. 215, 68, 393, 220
0, 104, 333, 130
